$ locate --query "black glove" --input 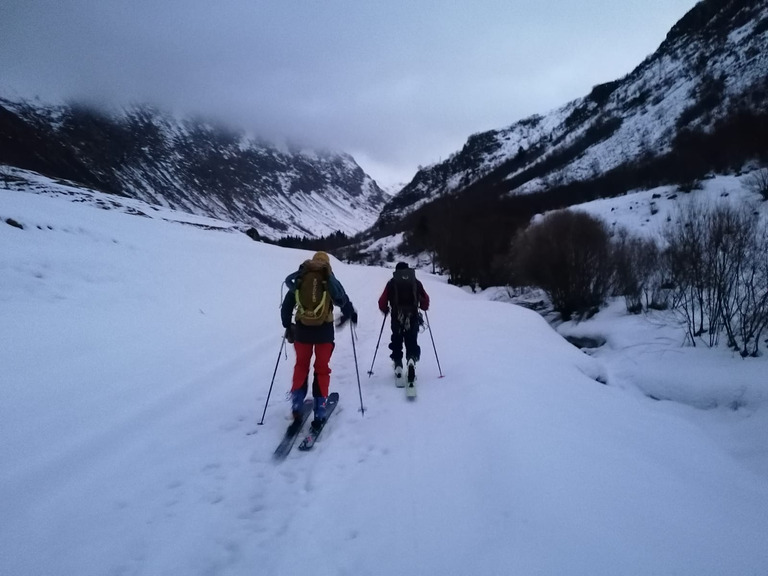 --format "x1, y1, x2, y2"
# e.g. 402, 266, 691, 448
380, 306, 389, 316
284, 324, 295, 343
336, 309, 358, 328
